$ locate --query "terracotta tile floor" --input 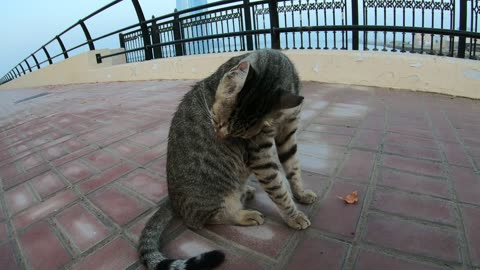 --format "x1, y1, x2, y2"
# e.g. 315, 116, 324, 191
1, 80, 480, 270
